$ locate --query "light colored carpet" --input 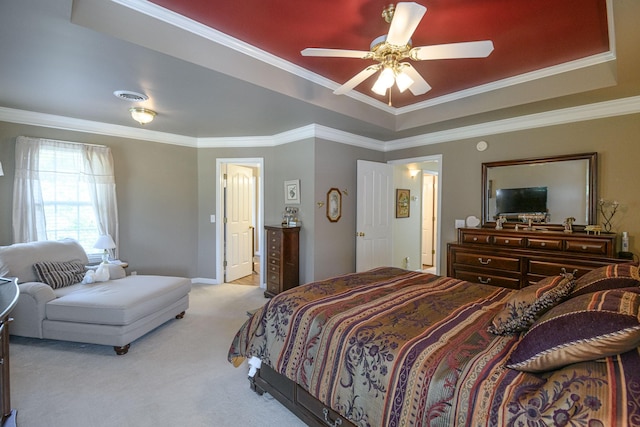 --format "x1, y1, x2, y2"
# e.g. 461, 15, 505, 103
9, 283, 306, 427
